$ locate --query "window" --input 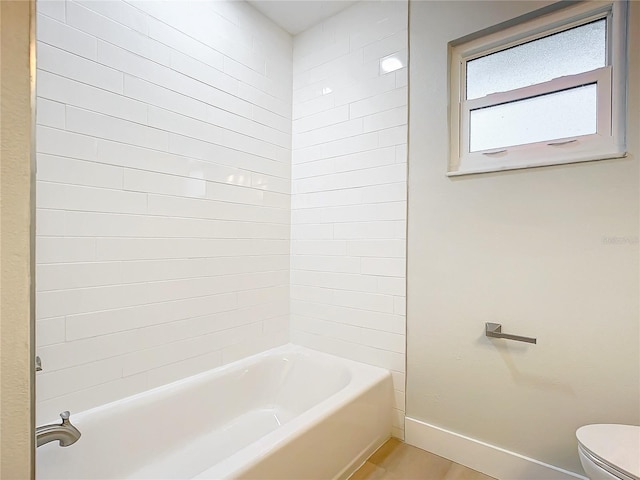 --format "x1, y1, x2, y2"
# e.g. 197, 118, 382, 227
448, 1, 628, 175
